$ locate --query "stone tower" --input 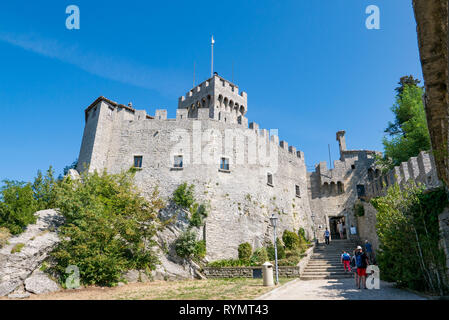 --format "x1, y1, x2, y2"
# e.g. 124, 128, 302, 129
177, 73, 248, 125
336, 130, 347, 159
